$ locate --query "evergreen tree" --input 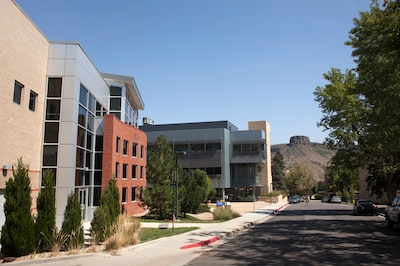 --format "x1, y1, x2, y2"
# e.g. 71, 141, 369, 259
35, 169, 56, 252
144, 135, 175, 220
90, 177, 120, 242
61, 192, 84, 249
271, 151, 286, 190
181, 169, 216, 216
1, 158, 35, 257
